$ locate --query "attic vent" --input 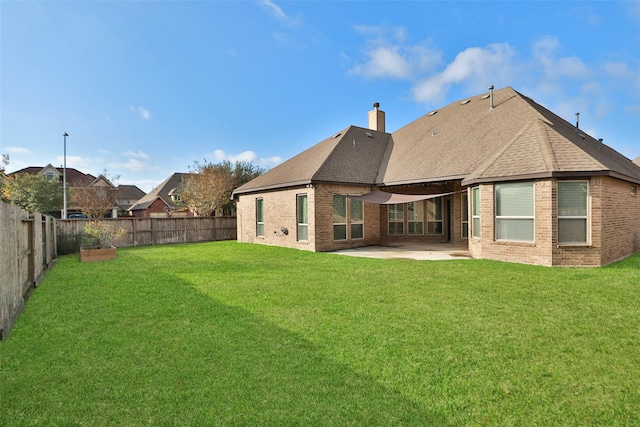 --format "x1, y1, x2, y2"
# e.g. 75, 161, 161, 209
428, 110, 437, 116
365, 131, 373, 138
481, 94, 490, 100
461, 99, 471, 105
332, 133, 341, 138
